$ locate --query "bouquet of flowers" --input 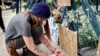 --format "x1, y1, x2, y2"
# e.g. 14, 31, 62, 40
51, 7, 63, 24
